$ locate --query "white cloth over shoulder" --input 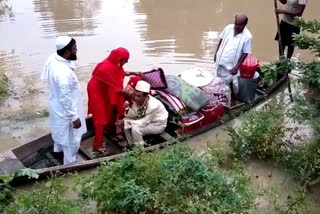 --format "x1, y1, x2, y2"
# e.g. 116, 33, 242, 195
215, 24, 252, 84
216, 24, 252, 70
41, 53, 87, 164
